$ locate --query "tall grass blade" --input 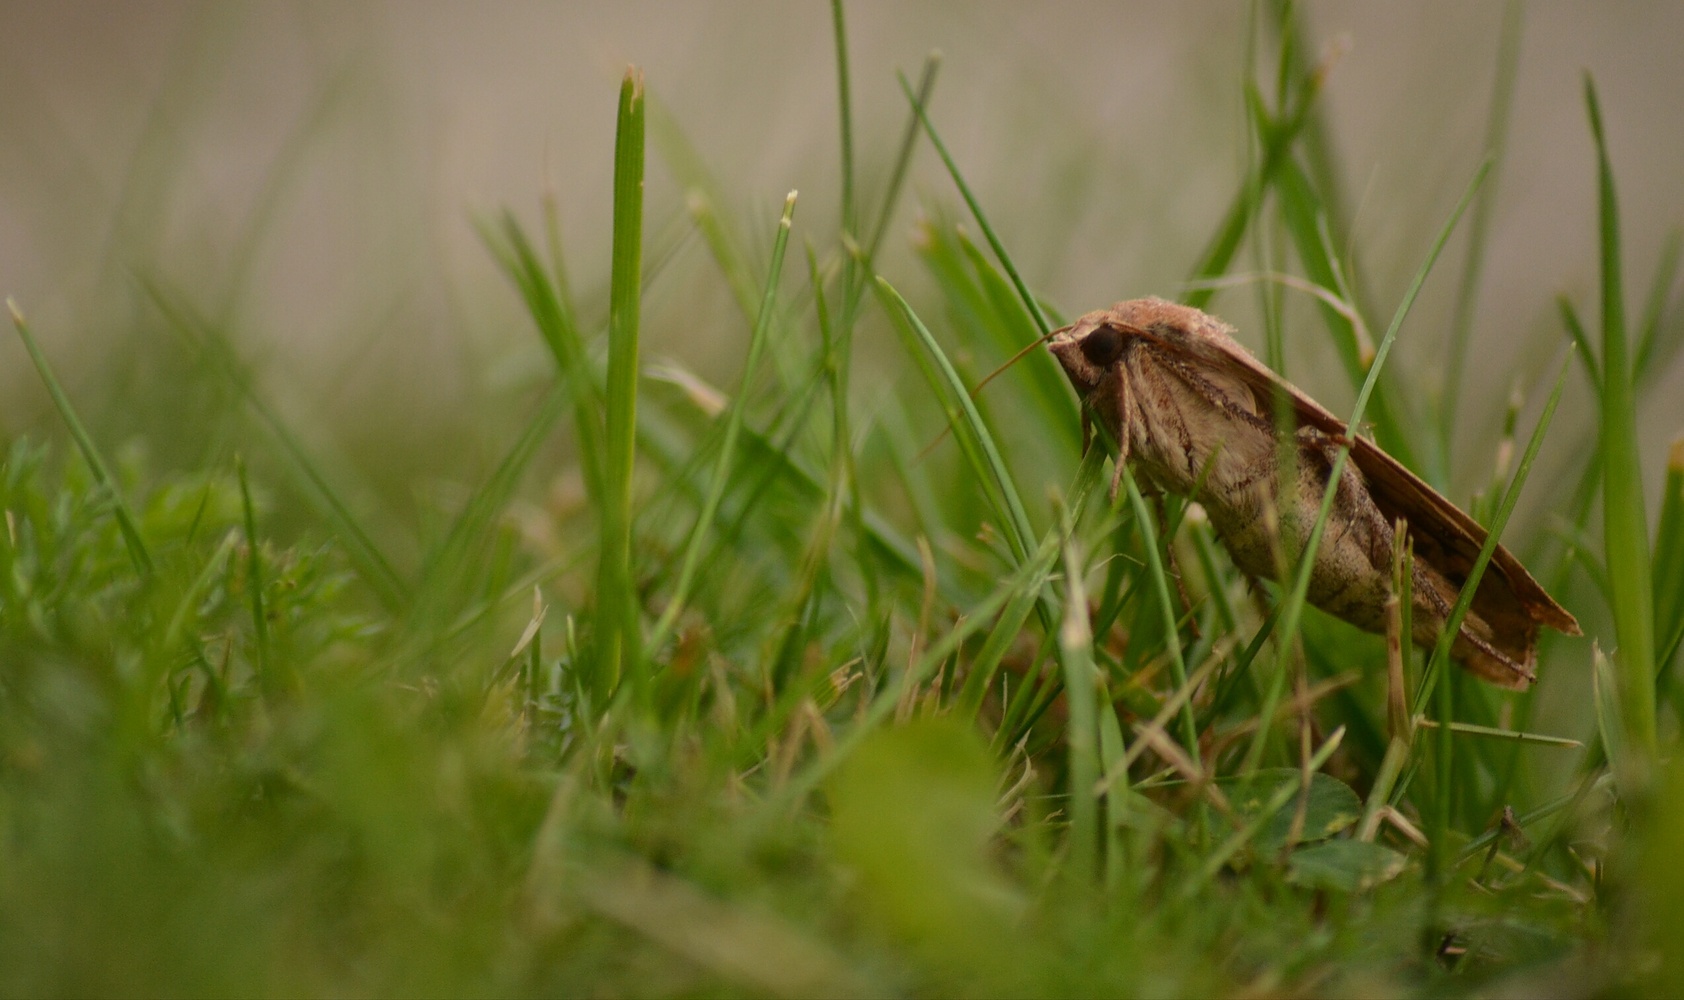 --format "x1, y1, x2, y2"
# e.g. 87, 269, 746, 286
139, 279, 409, 610
480, 213, 604, 505
1441, 0, 1523, 479
1243, 163, 1490, 773
898, 74, 1051, 337
594, 68, 647, 702
1058, 507, 1100, 883
1122, 470, 1200, 762
873, 279, 1037, 565
1654, 438, 1684, 702
651, 192, 798, 652
9, 299, 153, 576
831, 0, 855, 244
1586, 75, 1657, 760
